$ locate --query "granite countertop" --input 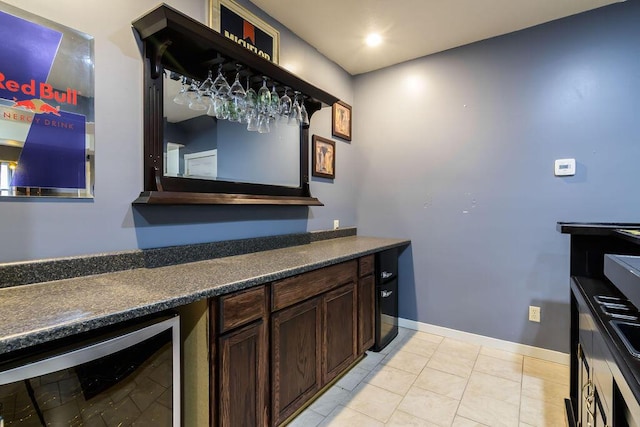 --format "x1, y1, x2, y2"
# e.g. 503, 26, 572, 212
0, 236, 409, 355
